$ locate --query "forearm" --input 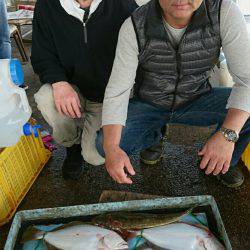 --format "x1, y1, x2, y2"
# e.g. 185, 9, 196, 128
103, 124, 135, 184
222, 108, 250, 133
103, 125, 123, 153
